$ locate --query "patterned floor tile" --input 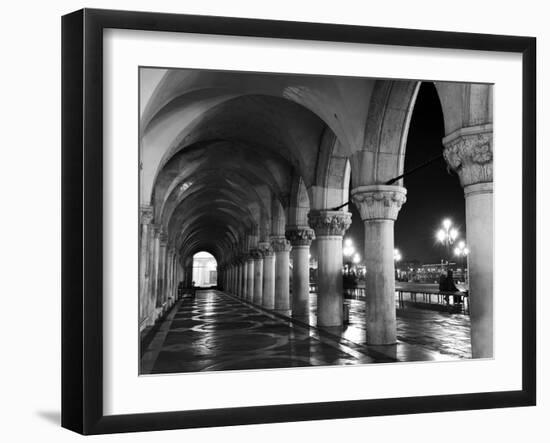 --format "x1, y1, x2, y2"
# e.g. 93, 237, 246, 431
141, 289, 472, 375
